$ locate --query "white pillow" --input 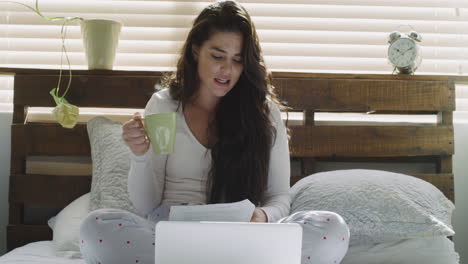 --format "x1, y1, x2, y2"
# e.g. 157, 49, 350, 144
87, 117, 137, 214
290, 169, 455, 244
47, 216, 56, 230
342, 236, 460, 264
51, 192, 90, 258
